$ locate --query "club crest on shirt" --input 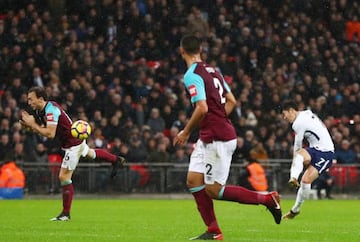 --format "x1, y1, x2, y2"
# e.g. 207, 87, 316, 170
47, 113, 54, 122
188, 84, 197, 97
